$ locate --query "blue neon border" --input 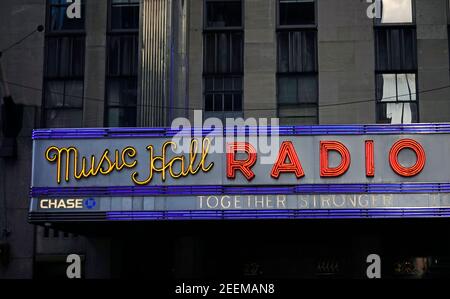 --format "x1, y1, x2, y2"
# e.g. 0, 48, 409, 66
105, 209, 450, 221
31, 183, 450, 197
32, 123, 450, 139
